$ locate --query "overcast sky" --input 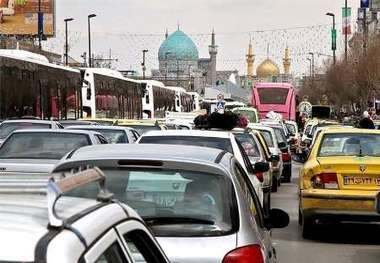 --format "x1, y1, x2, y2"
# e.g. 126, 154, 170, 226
46, 0, 361, 75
